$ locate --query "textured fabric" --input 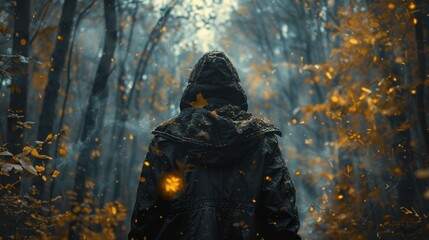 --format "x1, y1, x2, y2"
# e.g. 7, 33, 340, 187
179, 51, 248, 112
129, 52, 300, 240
